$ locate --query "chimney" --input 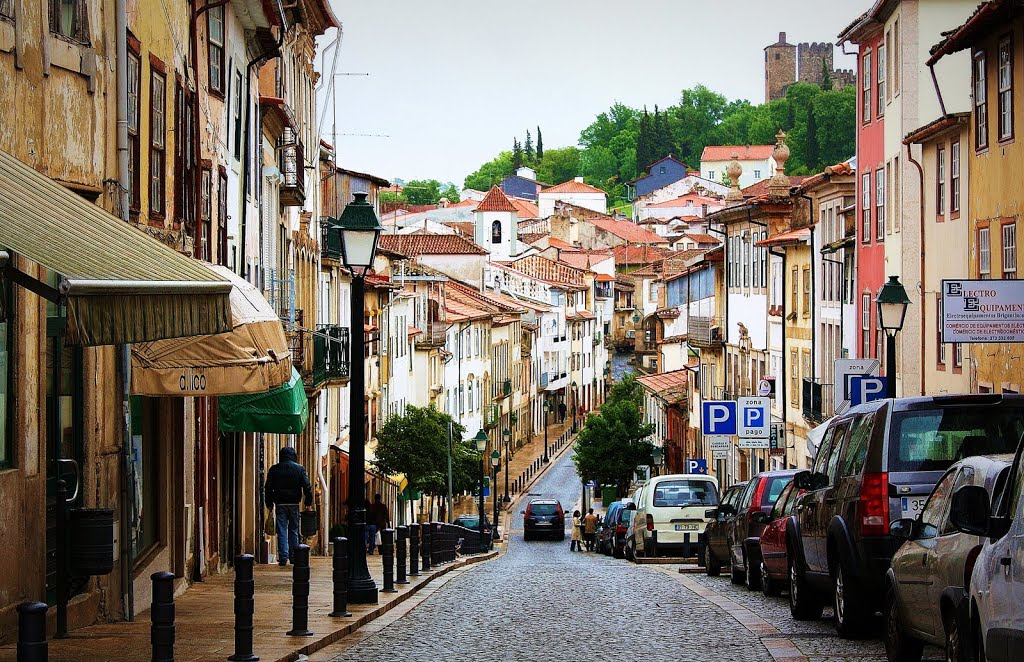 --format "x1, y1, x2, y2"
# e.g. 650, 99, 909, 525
779, 31, 787, 44
574, 176, 584, 183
